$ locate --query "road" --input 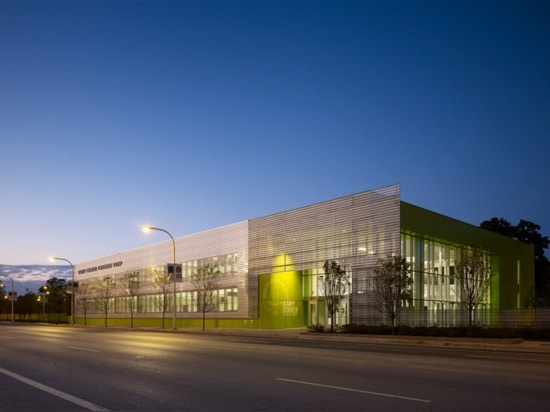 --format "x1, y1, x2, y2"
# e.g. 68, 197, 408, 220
1, 324, 549, 411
